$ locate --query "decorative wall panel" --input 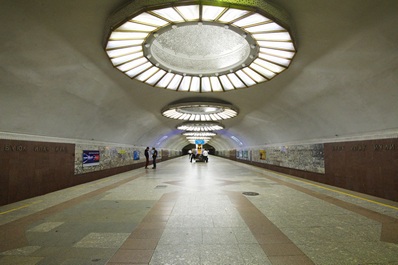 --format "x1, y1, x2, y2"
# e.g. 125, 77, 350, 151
74, 144, 149, 175
0, 139, 74, 205
246, 143, 325, 173
217, 138, 398, 202
0, 135, 181, 205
